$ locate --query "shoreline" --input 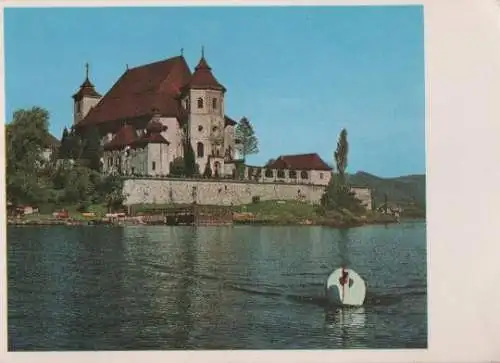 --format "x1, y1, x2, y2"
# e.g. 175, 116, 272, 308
7, 215, 421, 228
